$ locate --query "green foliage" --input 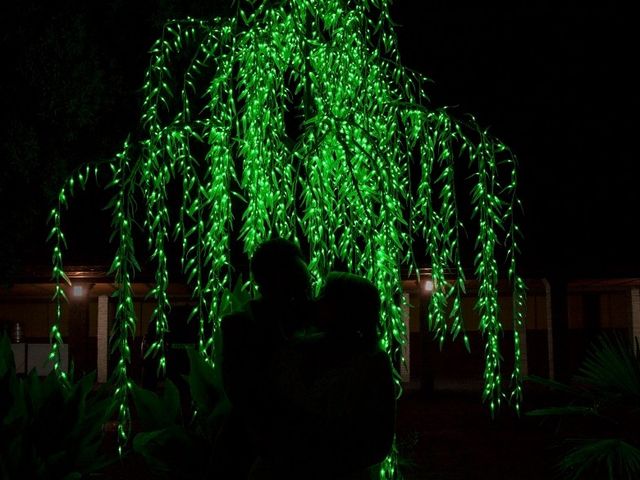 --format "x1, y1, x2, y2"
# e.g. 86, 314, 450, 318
0, 333, 113, 479
131, 346, 230, 479
576, 334, 640, 397
559, 439, 640, 480
527, 333, 640, 480
132, 375, 182, 430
